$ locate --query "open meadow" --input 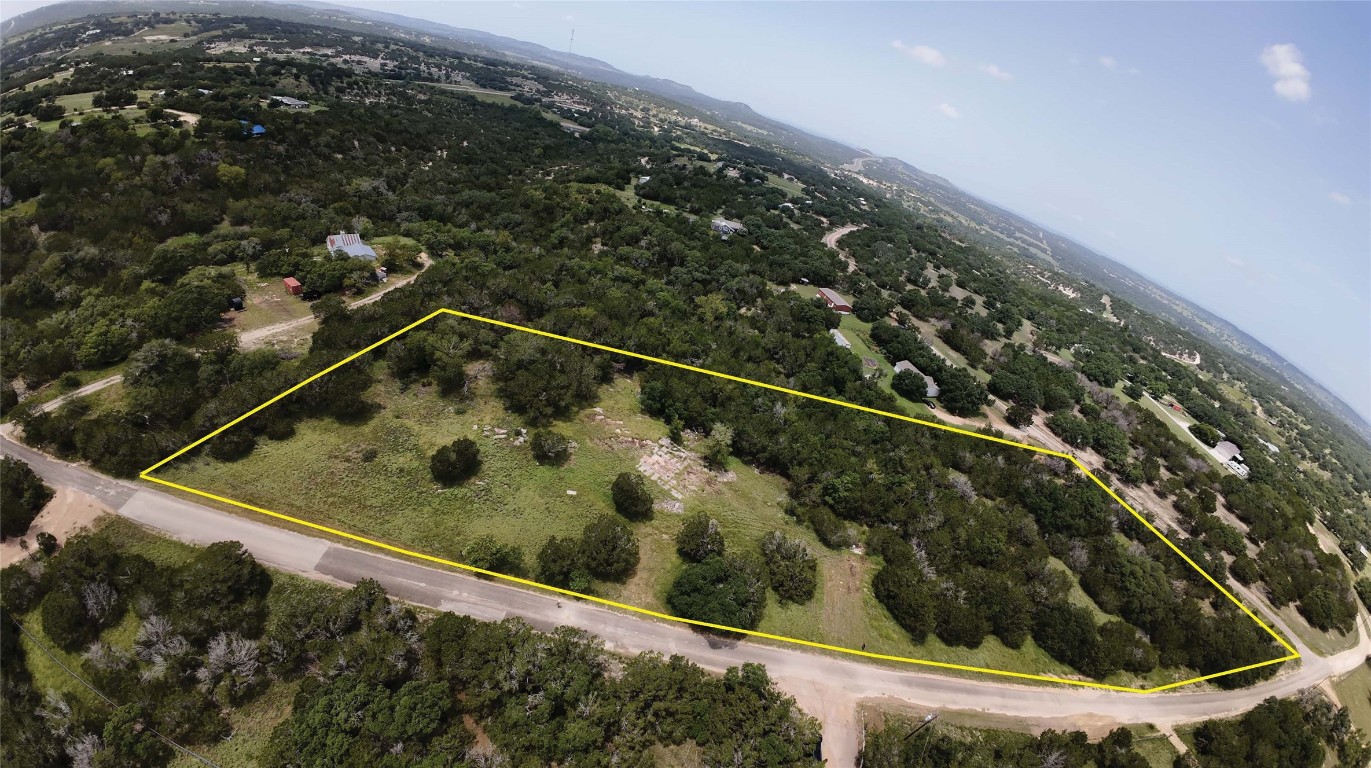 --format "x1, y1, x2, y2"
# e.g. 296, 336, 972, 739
155, 353, 1184, 685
